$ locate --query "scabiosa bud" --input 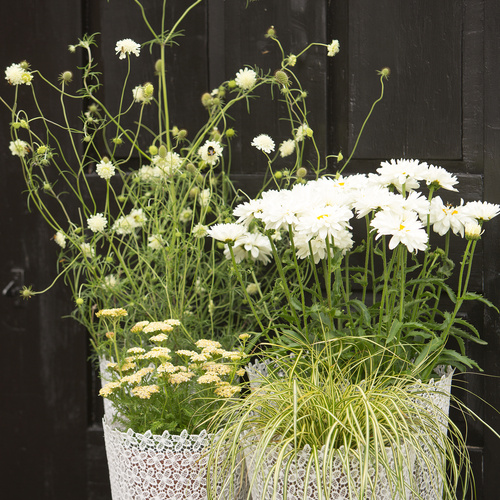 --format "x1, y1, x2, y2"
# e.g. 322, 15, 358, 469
68, 45, 76, 53
274, 70, 289, 86
76, 297, 84, 306
37, 145, 48, 155
149, 145, 158, 156
154, 59, 163, 74
275, 171, 283, 180
287, 54, 297, 67
158, 145, 167, 158
227, 80, 236, 89
112, 137, 123, 145
177, 129, 187, 140
226, 128, 236, 139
